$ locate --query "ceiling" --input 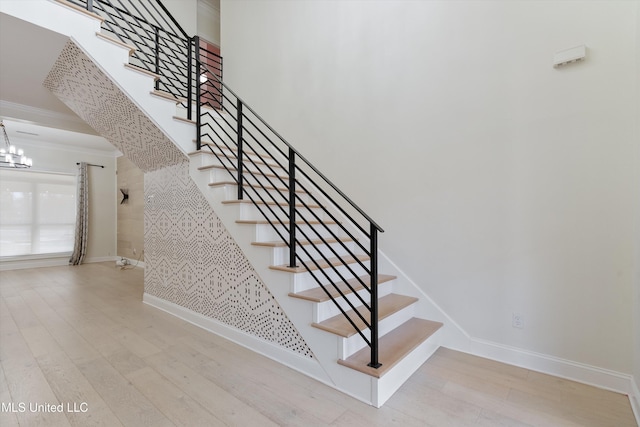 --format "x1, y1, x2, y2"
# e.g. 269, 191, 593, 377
0, 12, 116, 153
